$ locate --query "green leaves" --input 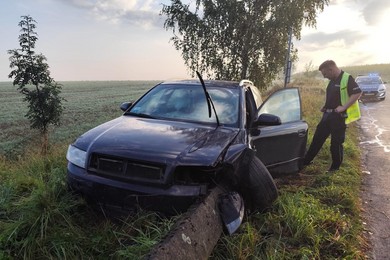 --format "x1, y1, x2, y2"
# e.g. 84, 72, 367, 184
8, 15, 50, 89
7, 15, 65, 154
23, 82, 65, 132
162, 0, 329, 89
